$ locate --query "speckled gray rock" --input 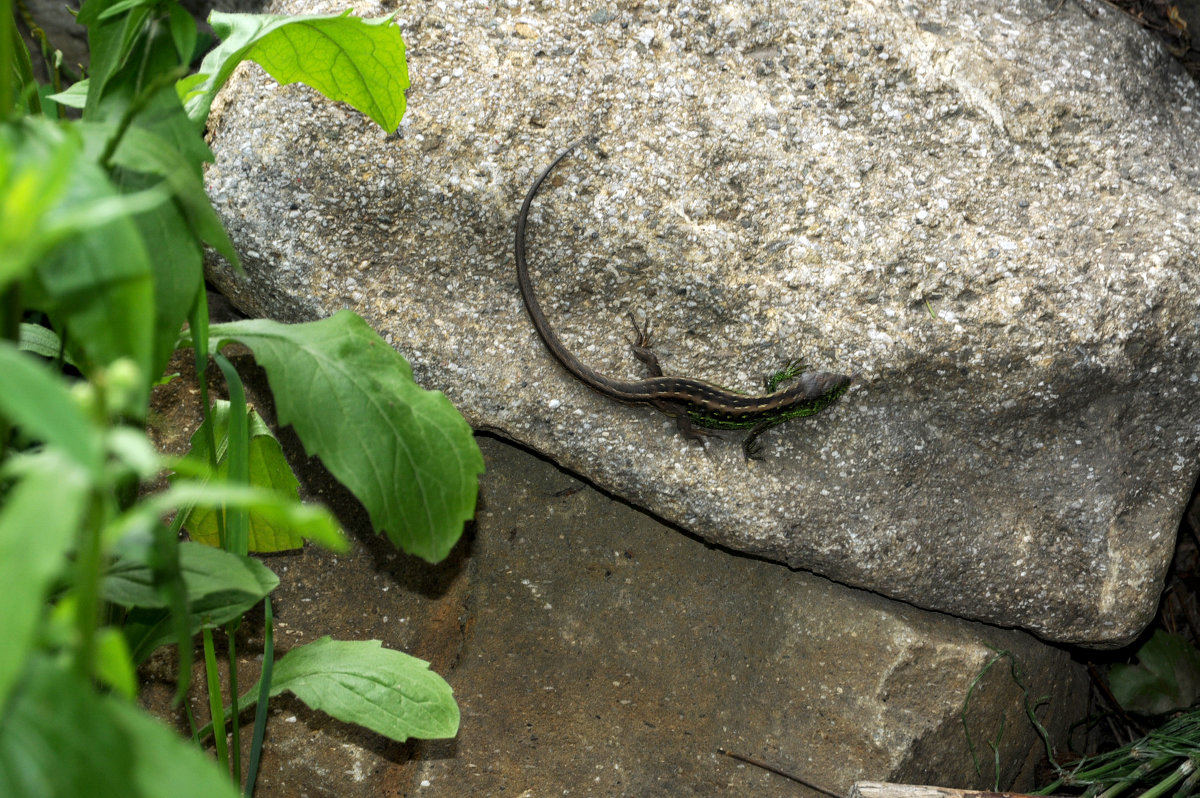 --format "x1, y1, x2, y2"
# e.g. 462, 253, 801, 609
203, 0, 1200, 645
